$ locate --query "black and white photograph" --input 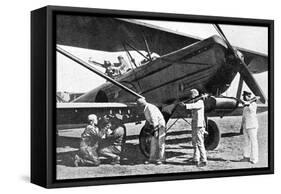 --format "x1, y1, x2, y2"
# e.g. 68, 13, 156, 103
55, 12, 271, 181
